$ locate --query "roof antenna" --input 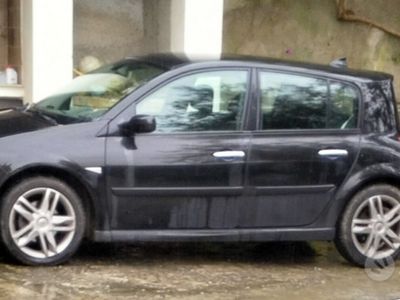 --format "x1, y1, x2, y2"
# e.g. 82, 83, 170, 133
330, 57, 347, 68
